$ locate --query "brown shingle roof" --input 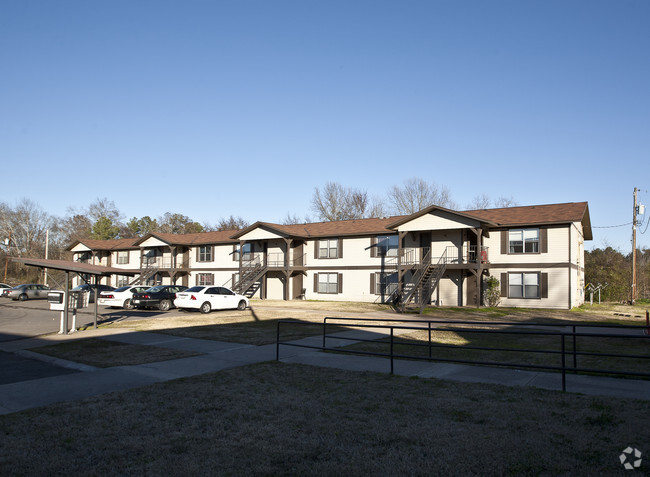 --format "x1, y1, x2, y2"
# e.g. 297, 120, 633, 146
233, 217, 406, 240
135, 230, 239, 246
464, 202, 589, 225
68, 238, 141, 251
